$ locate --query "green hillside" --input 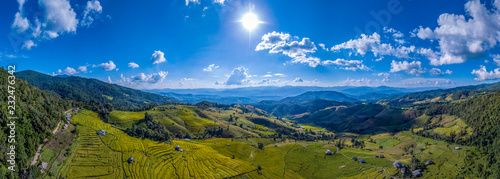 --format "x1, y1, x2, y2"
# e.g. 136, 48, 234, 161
15, 70, 171, 108
0, 68, 78, 177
